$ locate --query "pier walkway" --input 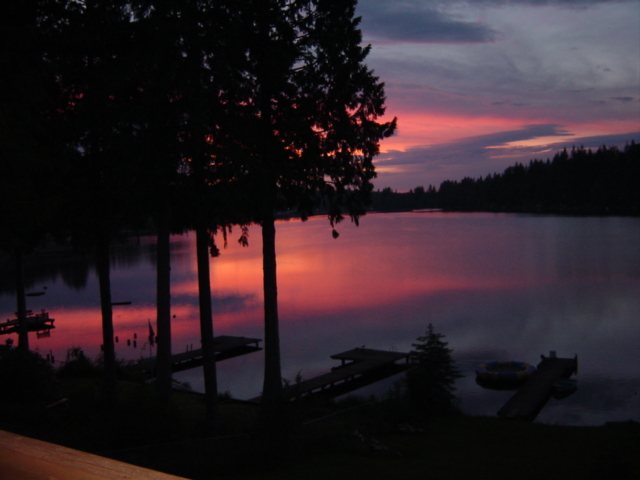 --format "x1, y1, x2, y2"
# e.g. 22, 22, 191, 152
0, 310, 55, 336
498, 354, 578, 421
136, 335, 262, 375
251, 347, 410, 403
